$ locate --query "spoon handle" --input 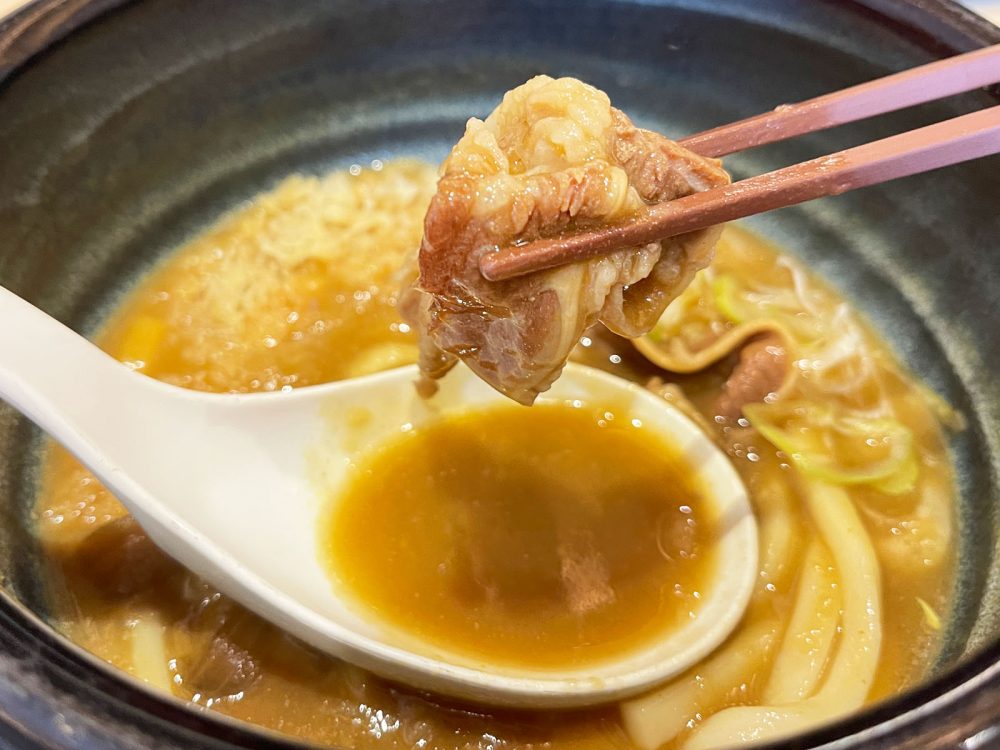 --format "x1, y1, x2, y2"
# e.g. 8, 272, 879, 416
0, 286, 144, 455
